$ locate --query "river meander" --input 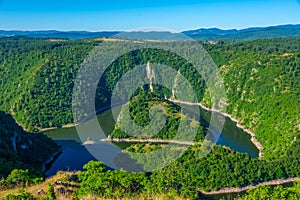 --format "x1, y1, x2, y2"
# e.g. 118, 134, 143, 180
44, 104, 259, 177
